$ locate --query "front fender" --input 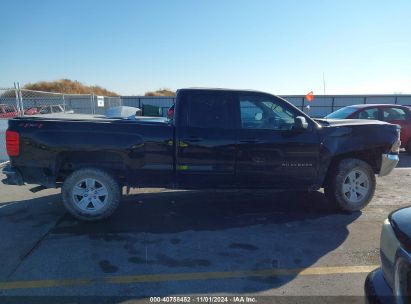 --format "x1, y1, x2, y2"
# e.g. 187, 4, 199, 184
317, 124, 398, 186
